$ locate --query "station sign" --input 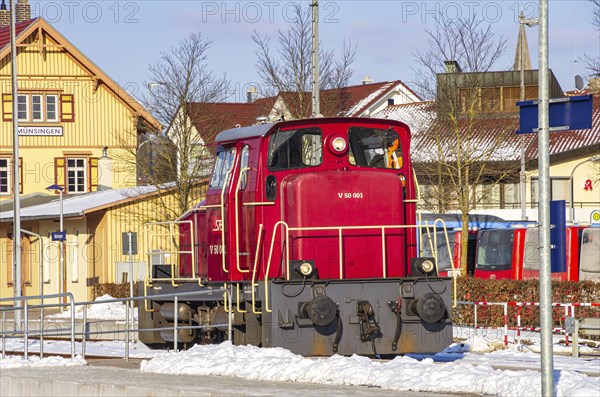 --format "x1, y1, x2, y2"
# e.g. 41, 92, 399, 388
516, 95, 593, 134
591, 210, 600, 224
51, 231, 66, 241
18, 126, 63, 136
